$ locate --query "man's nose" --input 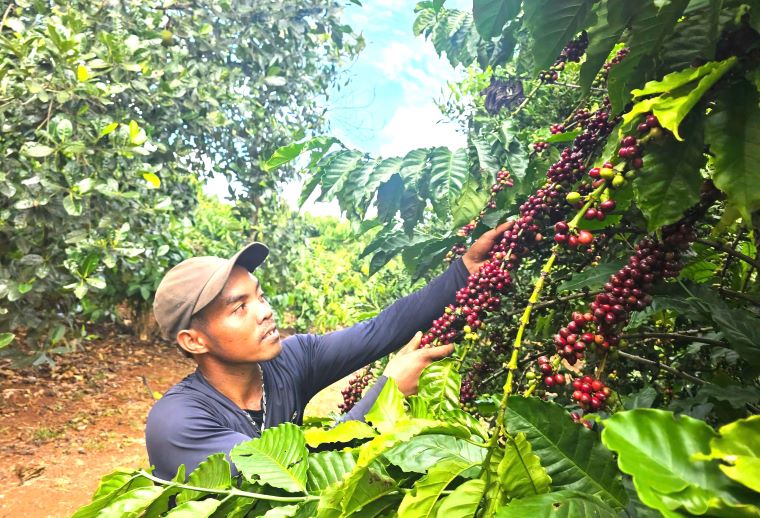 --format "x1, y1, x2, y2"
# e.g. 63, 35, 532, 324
256, 301, 274, 323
